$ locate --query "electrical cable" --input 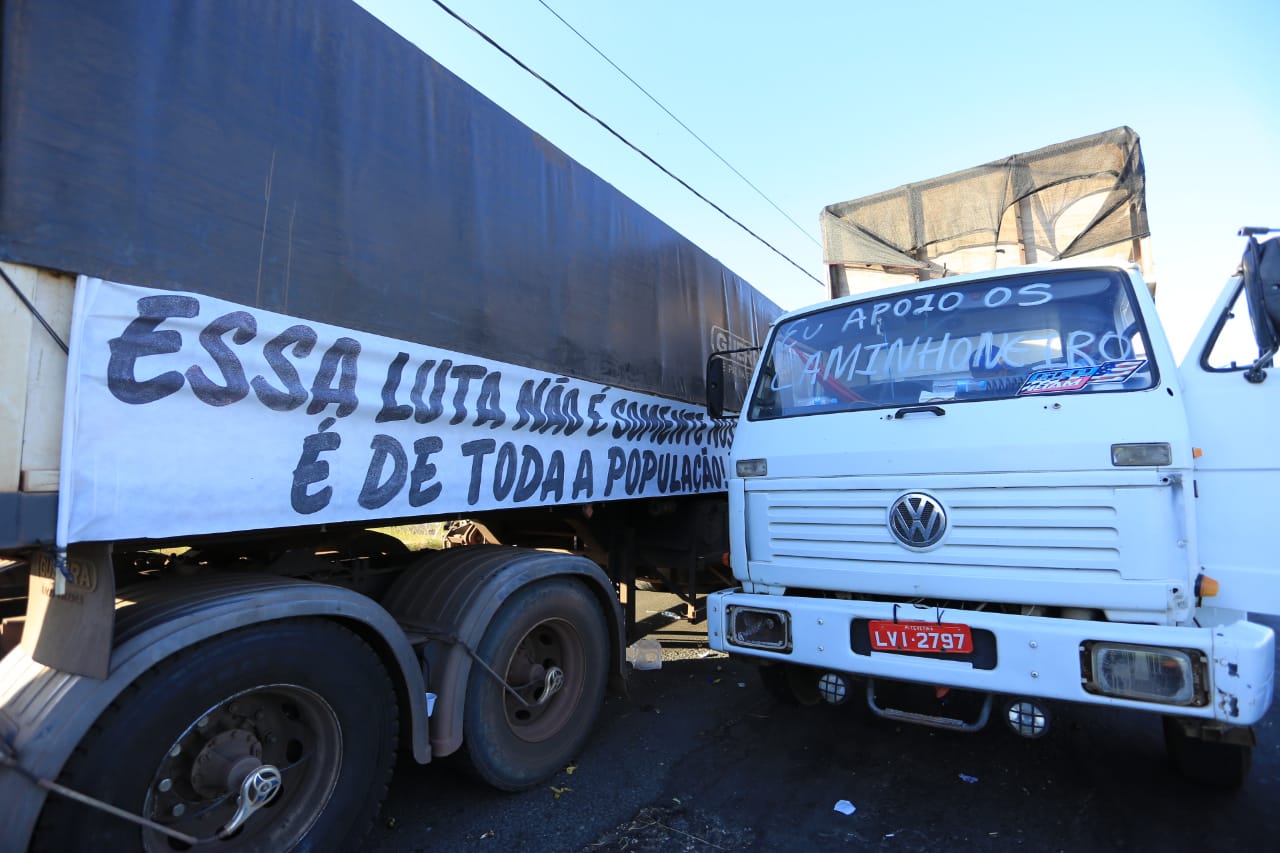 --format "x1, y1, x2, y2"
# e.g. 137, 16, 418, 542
535, 0, 821, 250
429, 0, 823, 287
